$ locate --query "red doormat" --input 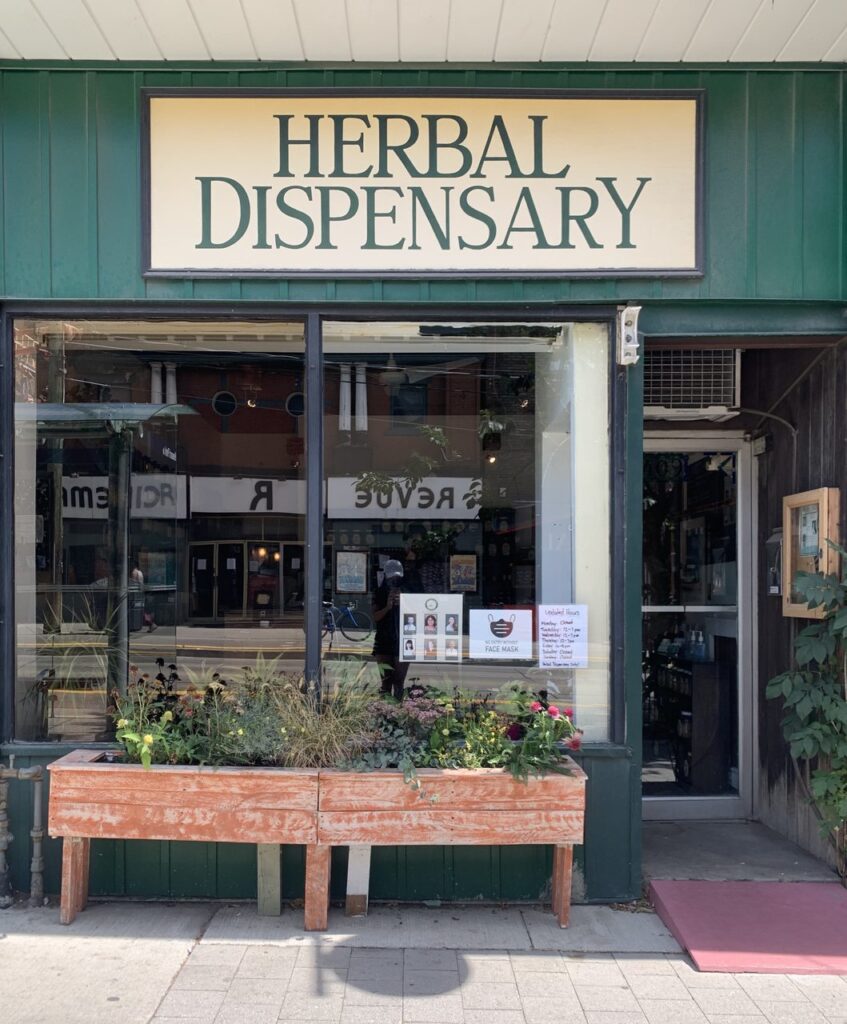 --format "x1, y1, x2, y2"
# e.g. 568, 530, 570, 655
650, 880, 847, 974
